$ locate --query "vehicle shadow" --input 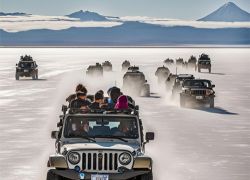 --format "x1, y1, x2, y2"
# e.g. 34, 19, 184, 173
141, 93, 161, 98
195, 106, 238, 115
199, 72, 225, 75
17, 78, 47, 81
